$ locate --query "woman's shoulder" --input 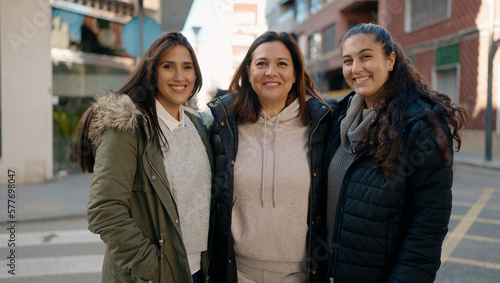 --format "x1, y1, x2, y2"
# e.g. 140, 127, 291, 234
207, 89, 237, 121
208, 89, 234, 108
